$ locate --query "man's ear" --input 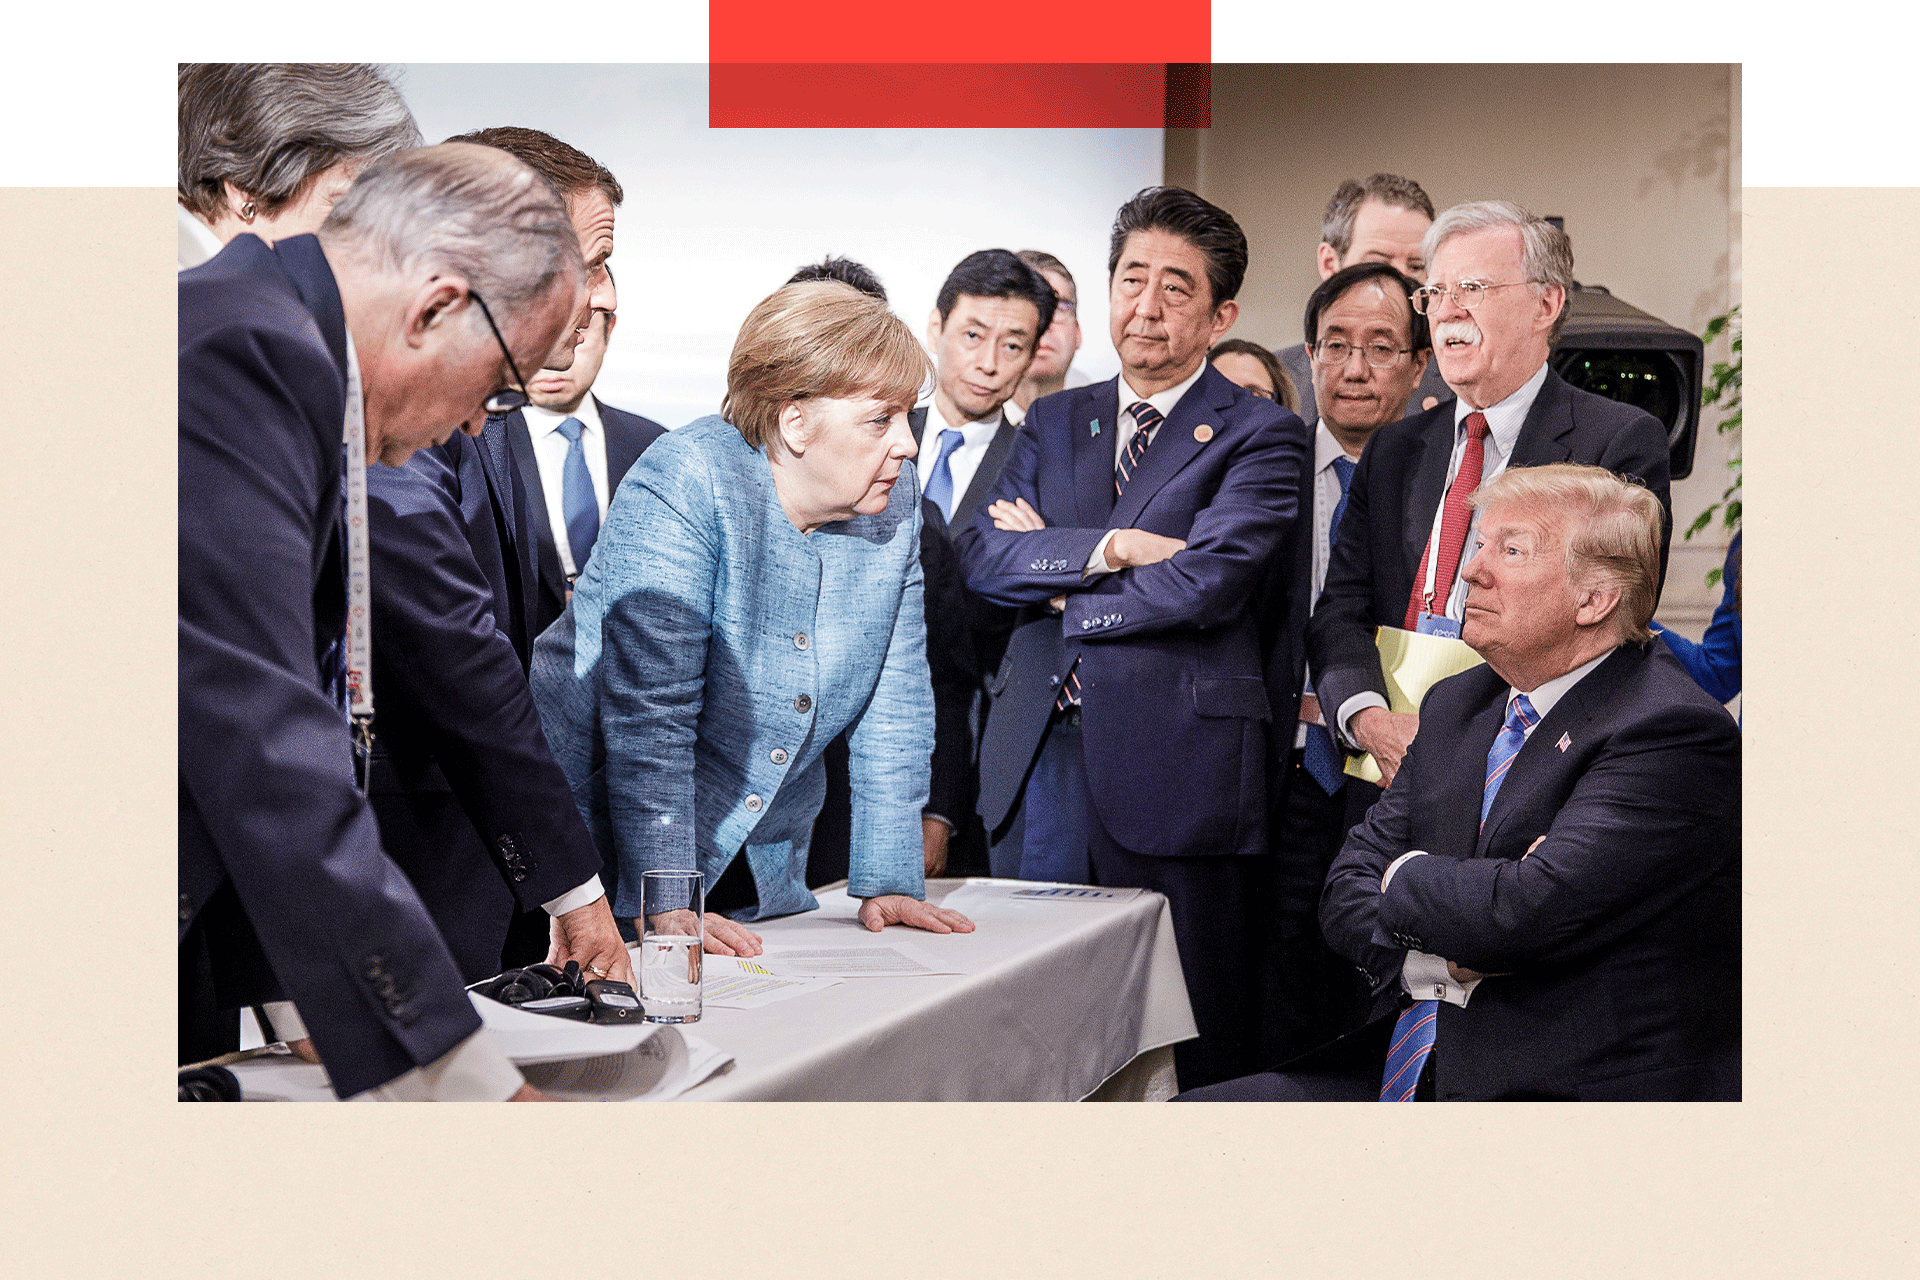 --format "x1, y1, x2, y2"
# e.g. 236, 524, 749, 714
1315, 242, 1341, 281
926, 308, 945, 350
1574, 581, 1623, 630
405, 276, 470, 350
1209, 297, 1240, 345
1534, 283, 1567, 337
